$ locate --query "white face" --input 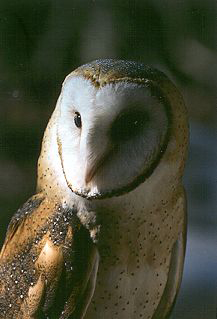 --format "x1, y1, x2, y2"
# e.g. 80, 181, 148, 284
57, 75, 169, 199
